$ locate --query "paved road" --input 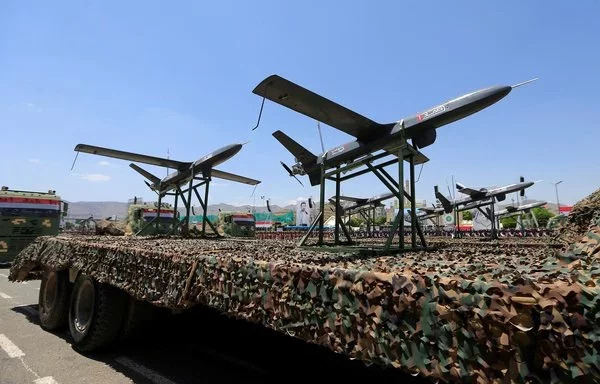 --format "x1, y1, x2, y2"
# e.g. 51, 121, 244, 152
0, 266, 431, 384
